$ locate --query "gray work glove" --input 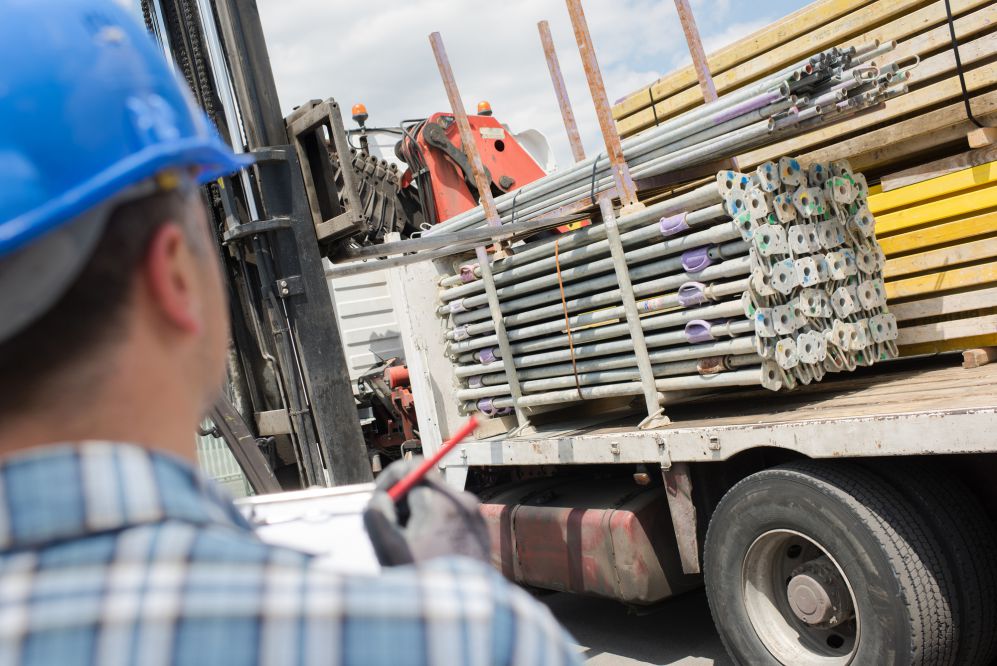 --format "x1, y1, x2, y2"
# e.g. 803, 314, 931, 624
363, 459, 491, 567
